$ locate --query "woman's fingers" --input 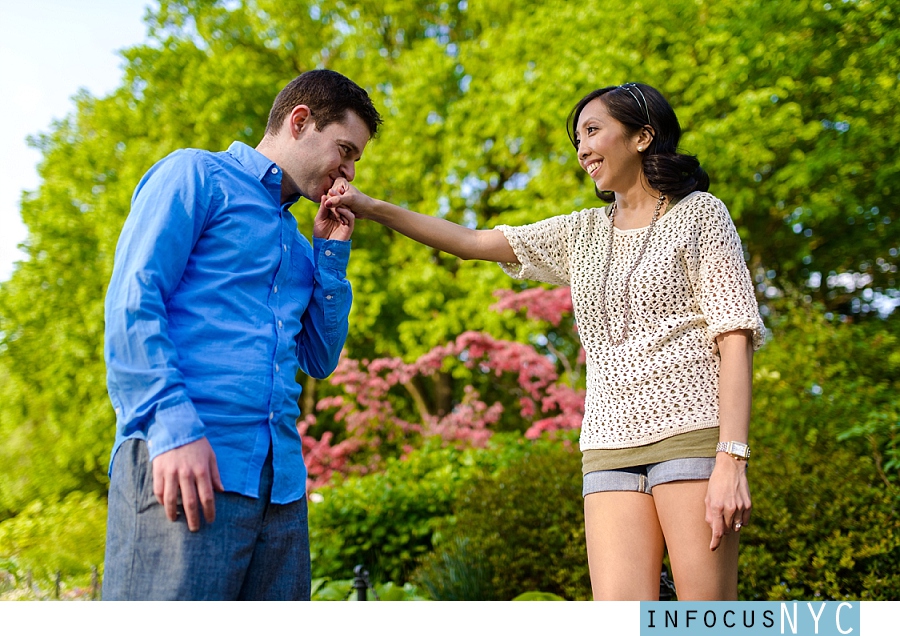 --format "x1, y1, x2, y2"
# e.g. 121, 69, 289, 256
709, 519, 724, 551
329, 177, 349, 196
